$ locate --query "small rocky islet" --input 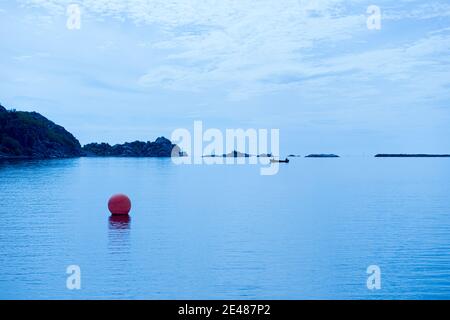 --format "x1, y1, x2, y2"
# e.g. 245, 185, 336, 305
305, 154, 340, 158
